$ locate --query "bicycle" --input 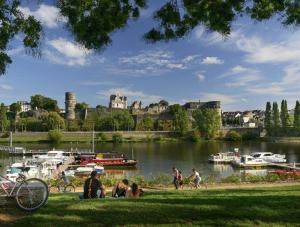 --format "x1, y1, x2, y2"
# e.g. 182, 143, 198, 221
0, 173, 49, 212
48, 178, 75, 193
